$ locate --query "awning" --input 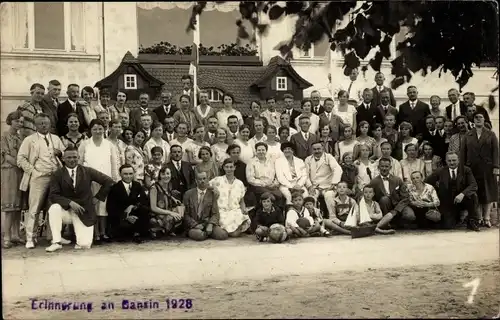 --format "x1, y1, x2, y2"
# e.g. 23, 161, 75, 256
136, 2, 239, 12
